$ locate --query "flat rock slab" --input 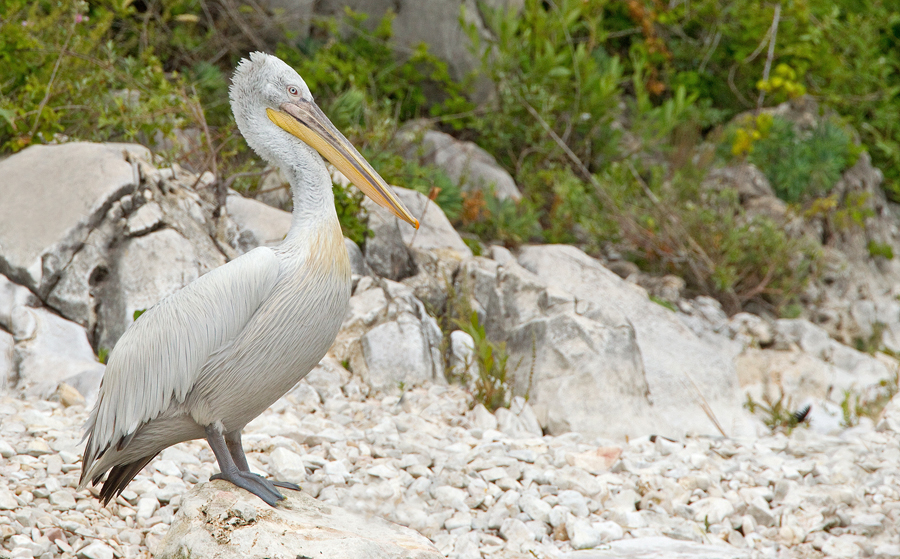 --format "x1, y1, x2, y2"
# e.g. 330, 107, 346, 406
0, 142, 147, 293
156, 481, 443, 559
565, 536, 749, 559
